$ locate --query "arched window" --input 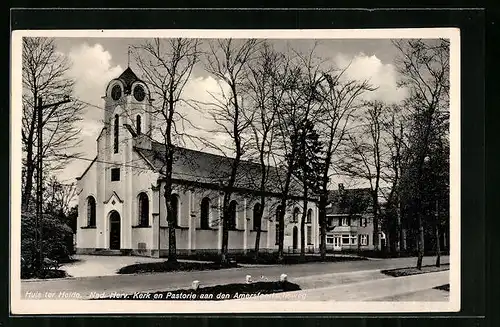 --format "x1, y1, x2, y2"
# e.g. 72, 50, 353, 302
306, 208, 313, 224
169, 194, 180, 227
87, 196, 96, 227
114, 114, 119, 153
138, 192, 149, 226
276, 205, 283, 221
200, 197, 210, 229
293, 207, 300, 223
253, 203, 262, 231
228, 200, 237, 230
136, 115, 142, 135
